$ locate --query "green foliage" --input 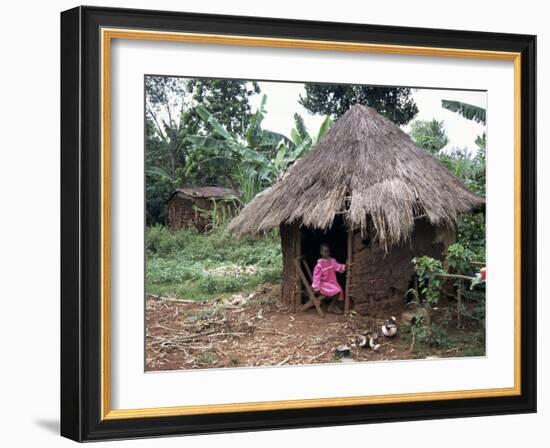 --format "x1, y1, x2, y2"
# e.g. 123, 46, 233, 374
186, 98, 331, 204
196, 351, 218, 365
408, 244, 485, 352
290, 113, 332, 148
404, 318, 452, 348
192, 198, 240, 231
460, 289, 486, 323
145, 225, 282, 301
446, 243, 476, 274
186, 79, 260, 136
410, 119, 449, 155
457, 208, 485, 261
187, 305, 224, 322
412, 256, 444, 306
198, 275, 244, 294
145, 76, 260, 224
299, 83, 418, 125
407, 109, 486, 263
441, 100, 486, 124
435, 103, 486, 260
438, 147, 485, 196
